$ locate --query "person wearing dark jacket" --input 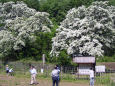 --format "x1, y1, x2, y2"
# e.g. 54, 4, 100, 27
51, 66, 60, 86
